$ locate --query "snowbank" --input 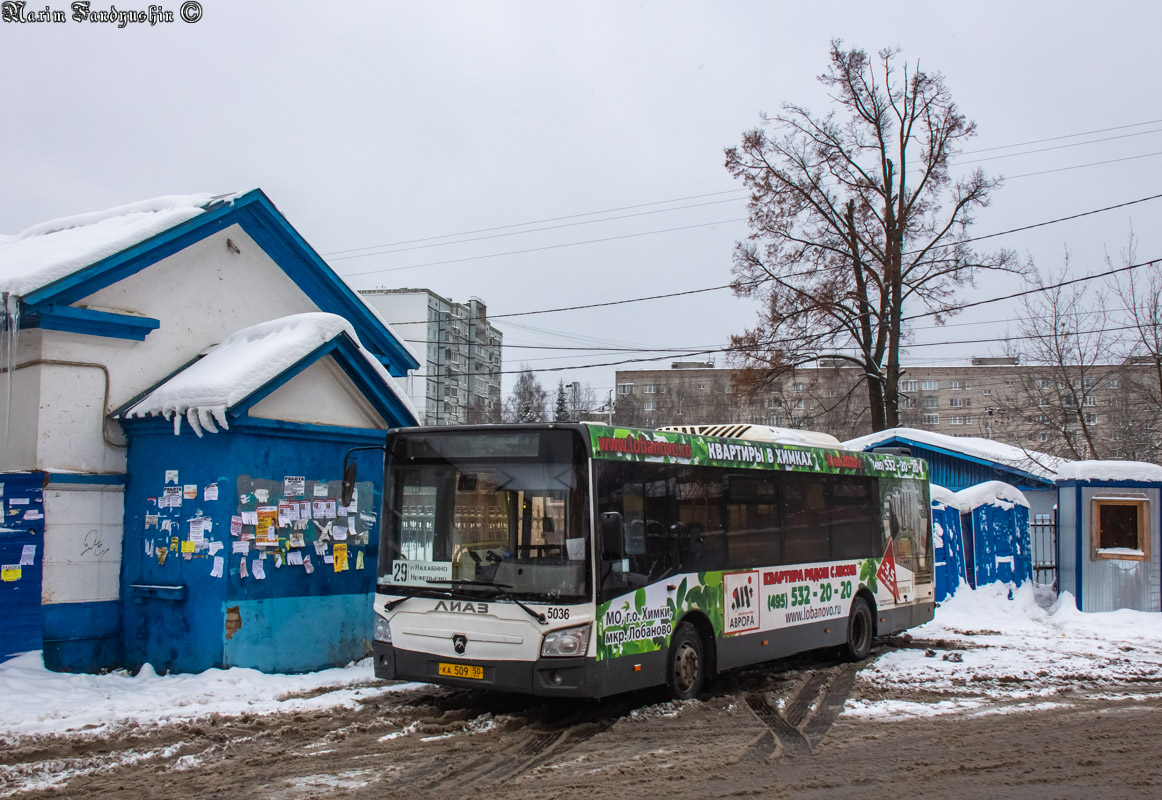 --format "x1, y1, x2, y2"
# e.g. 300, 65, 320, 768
850, 583, 1162, 720
0, 652, 423, 741
1055, 460, 1162, 483
124, 312, 419, 435
0, 194, 238, 297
